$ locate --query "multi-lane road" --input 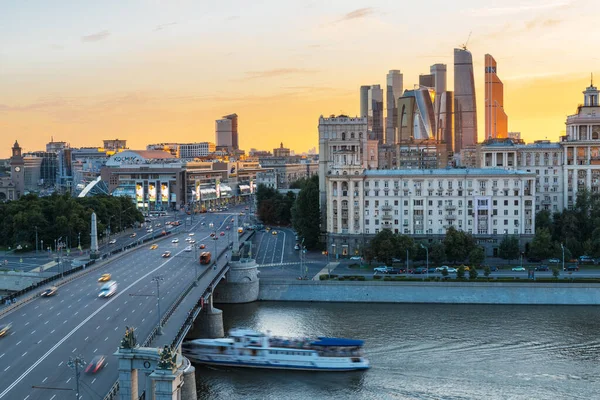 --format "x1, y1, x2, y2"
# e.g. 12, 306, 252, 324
0, 207, 246, 400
